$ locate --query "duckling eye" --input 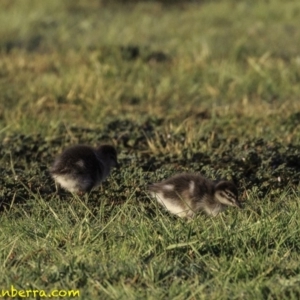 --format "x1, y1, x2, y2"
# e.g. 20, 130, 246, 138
225, 191, 235, 200
110, 154, 117, 161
